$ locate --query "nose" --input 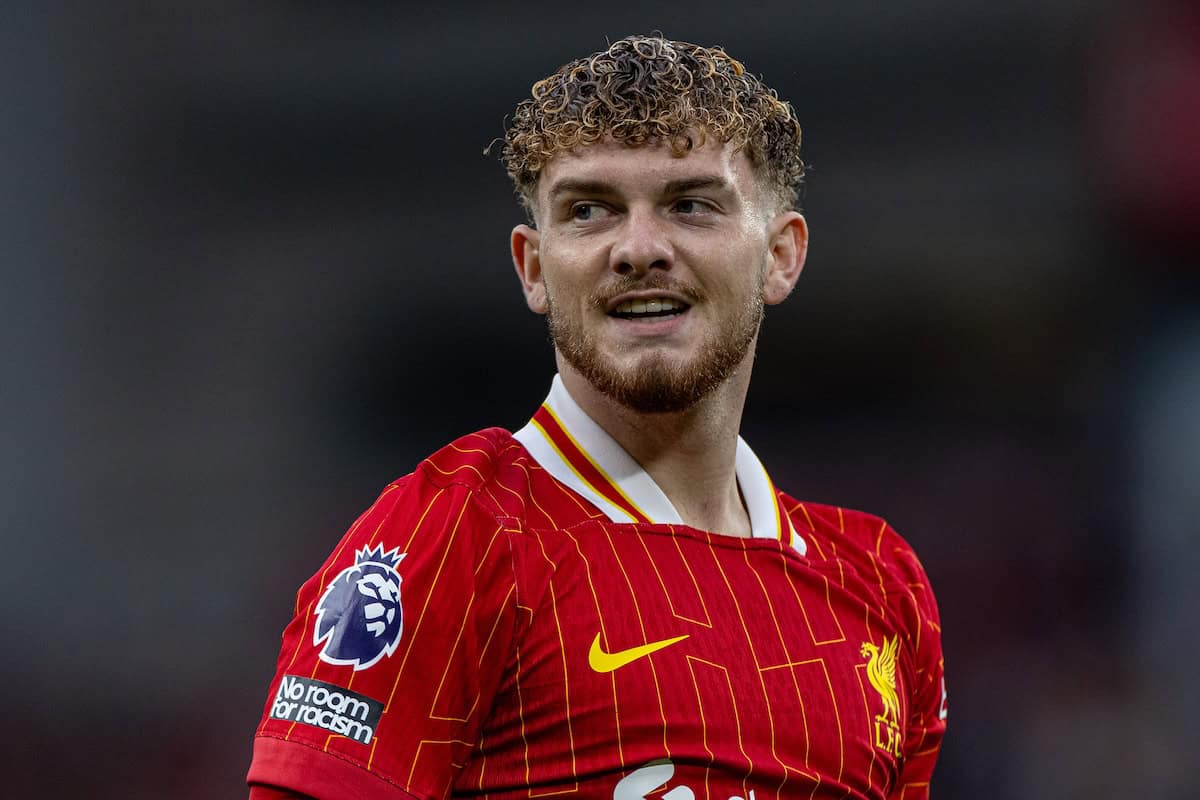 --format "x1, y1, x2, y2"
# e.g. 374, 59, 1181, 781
610, 206, 673, 276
